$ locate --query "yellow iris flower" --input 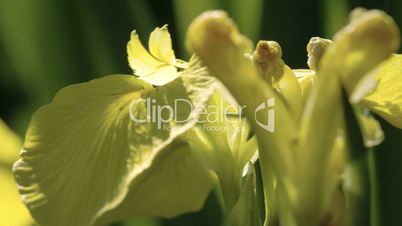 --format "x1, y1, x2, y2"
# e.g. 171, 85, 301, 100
9, 6, 402, 226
